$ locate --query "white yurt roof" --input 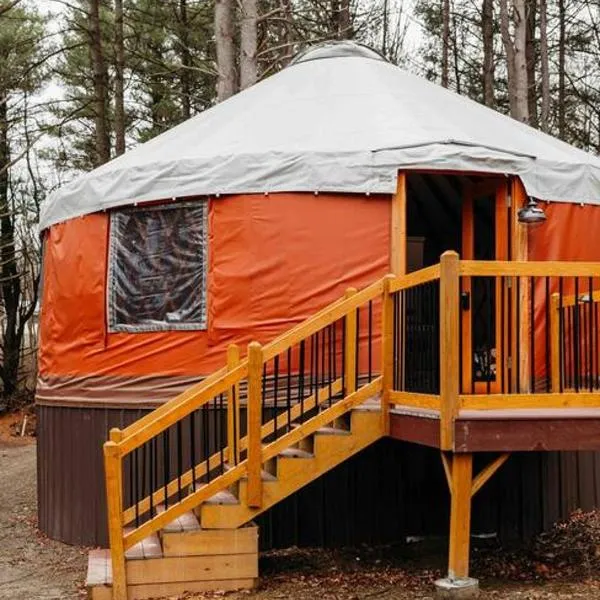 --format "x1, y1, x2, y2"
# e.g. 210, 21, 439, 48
40, 41, 600, 230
